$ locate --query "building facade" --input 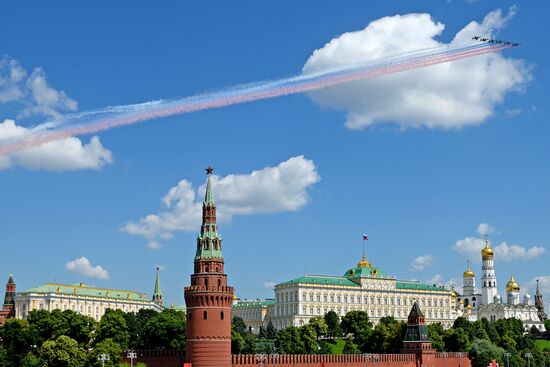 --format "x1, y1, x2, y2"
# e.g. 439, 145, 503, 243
184, 167, 234, 367
231, 299, 275, 334
14, 282, 162, 321
270, 256, 457, 330
0, 274, 16, 325
455, 239, 545, 331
